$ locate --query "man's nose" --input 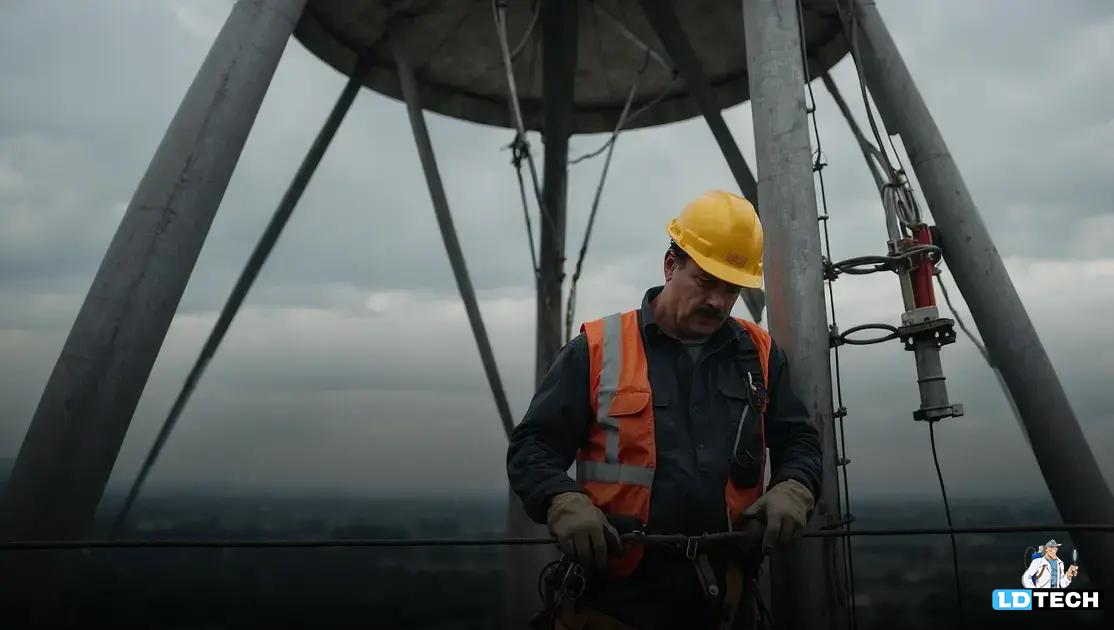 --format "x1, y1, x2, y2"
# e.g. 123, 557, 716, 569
707, 292, 732, 314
